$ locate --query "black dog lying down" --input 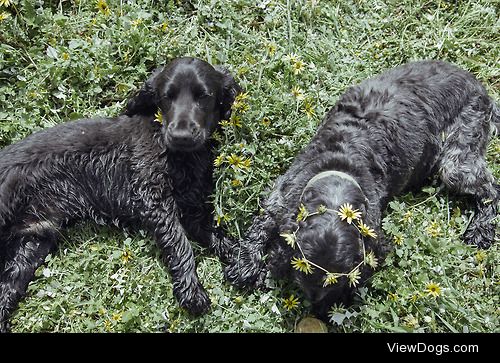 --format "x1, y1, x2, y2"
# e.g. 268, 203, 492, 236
225, 60, 499, 319
0, 57, 241, 332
